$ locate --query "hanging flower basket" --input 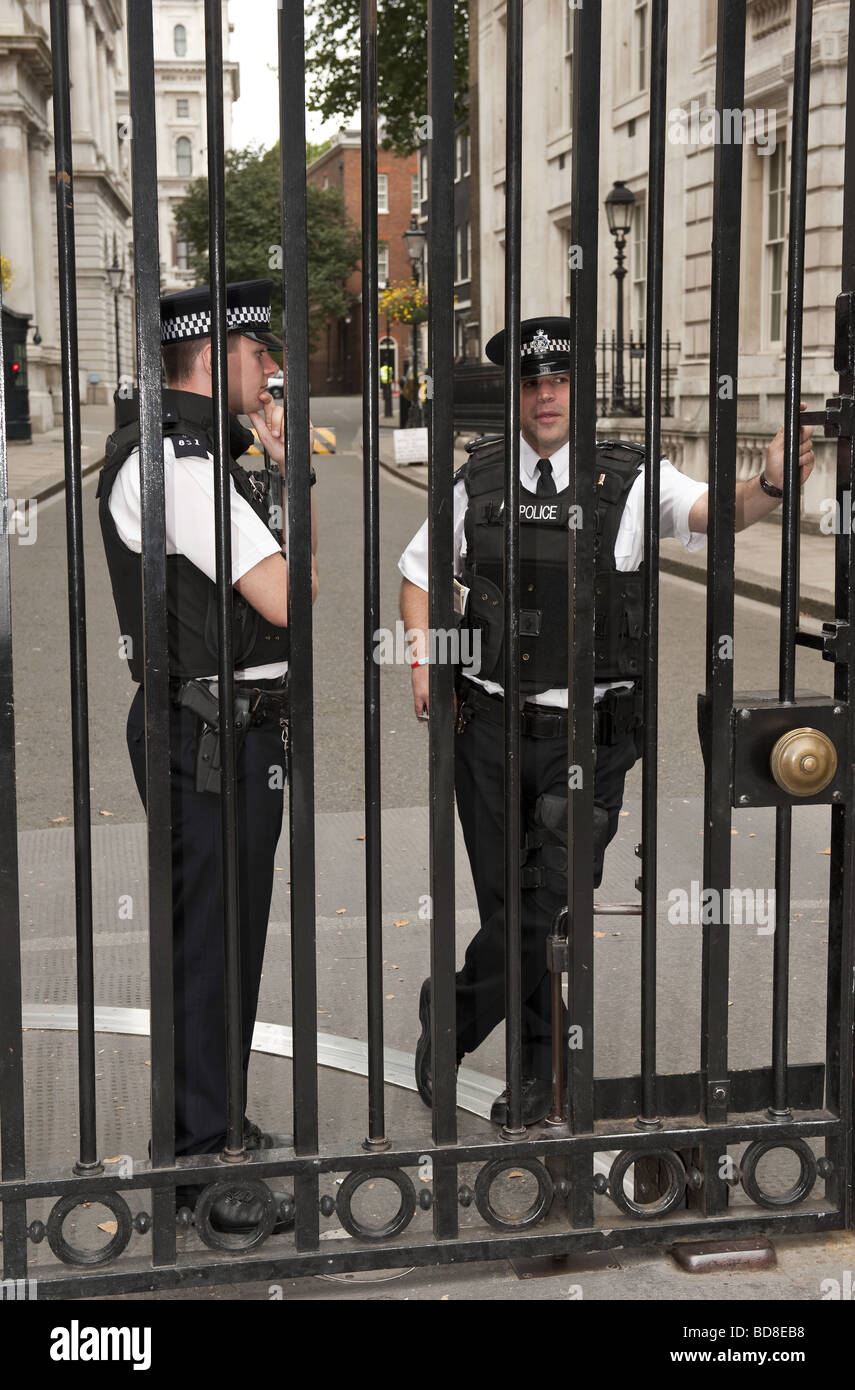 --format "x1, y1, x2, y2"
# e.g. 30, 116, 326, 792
379, 281, 429, 326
